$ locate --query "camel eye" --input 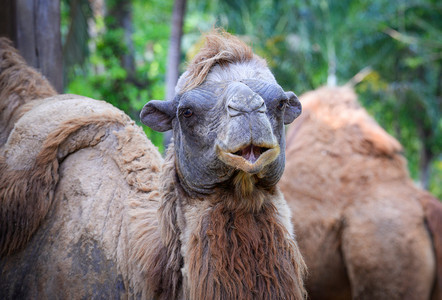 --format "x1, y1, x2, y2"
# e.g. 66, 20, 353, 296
277, 99, 287, 110
183, 108, 193, 118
